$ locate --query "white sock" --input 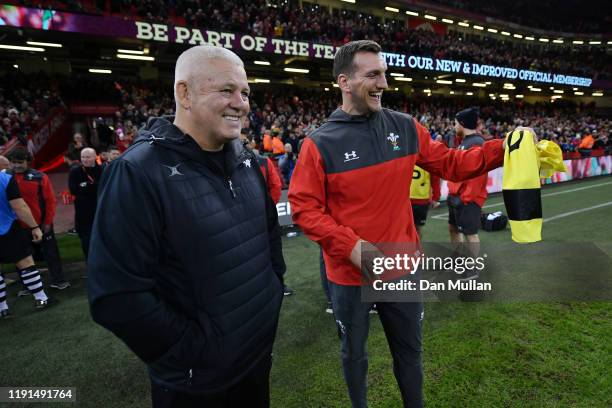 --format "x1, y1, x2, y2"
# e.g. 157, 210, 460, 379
0, 300, 8, 311
33, 291, 48, 302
